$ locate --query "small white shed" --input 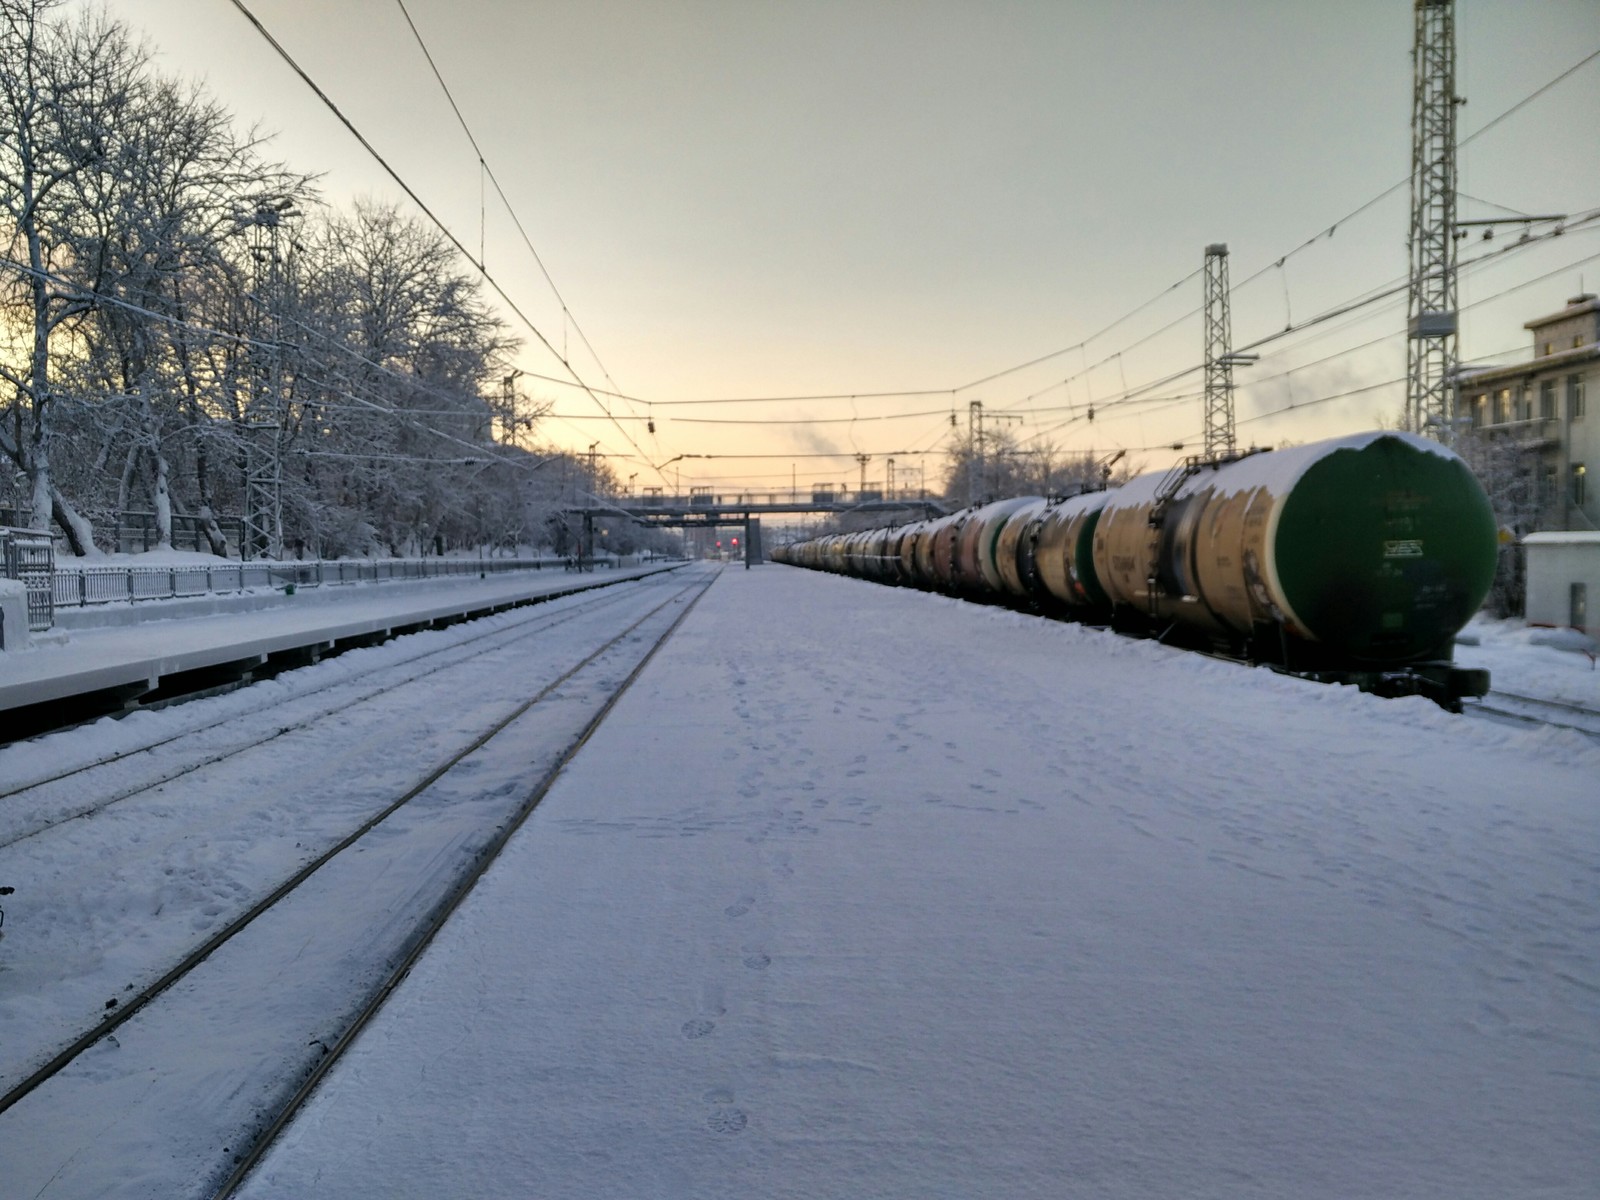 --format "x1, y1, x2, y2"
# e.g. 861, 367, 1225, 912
1522, 531, 1600, 633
